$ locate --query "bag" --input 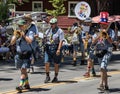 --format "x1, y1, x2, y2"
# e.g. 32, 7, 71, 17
17, 38, 32, 59
19, 51, 32, 59
94, 49, 108, 58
